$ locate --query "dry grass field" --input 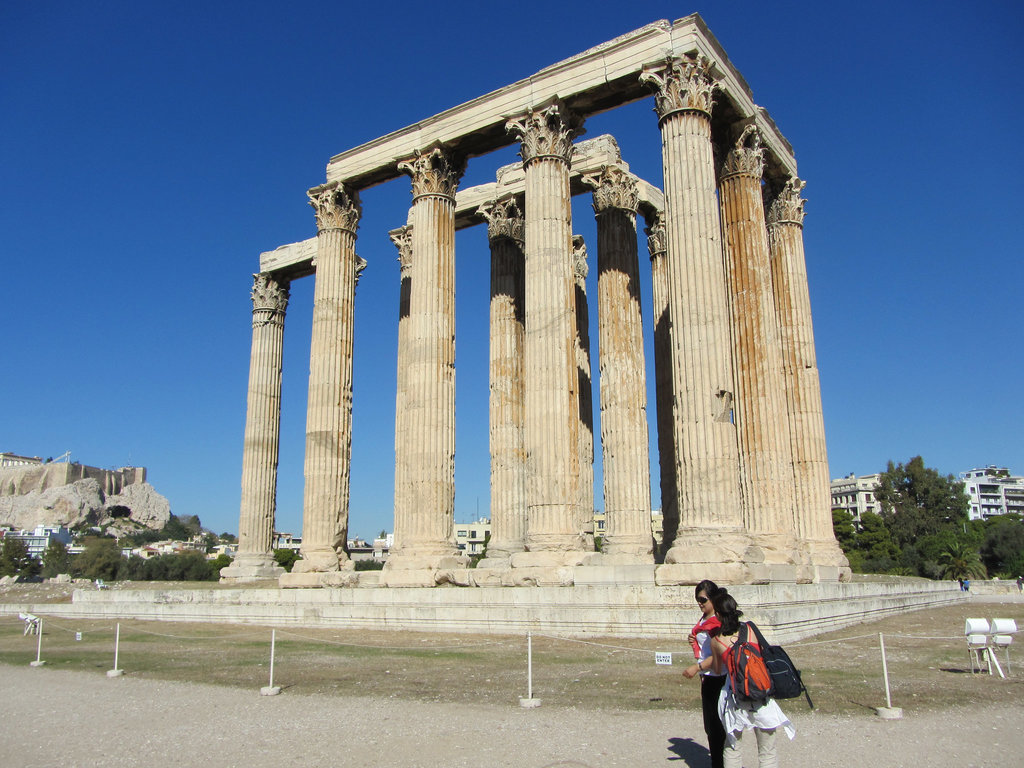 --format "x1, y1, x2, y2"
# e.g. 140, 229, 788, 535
2, 585, 1022, 716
